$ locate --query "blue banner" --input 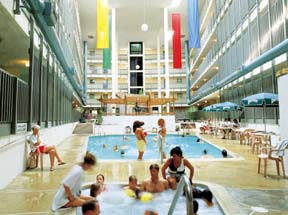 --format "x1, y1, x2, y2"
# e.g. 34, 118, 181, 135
188, 0, 201, 48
